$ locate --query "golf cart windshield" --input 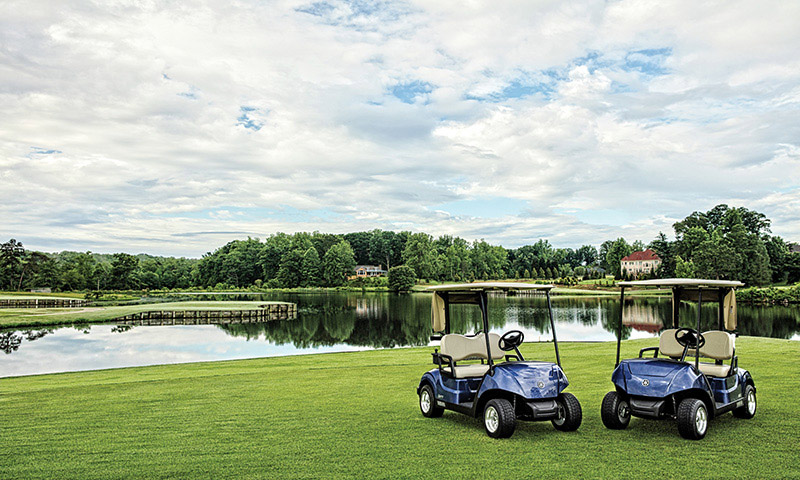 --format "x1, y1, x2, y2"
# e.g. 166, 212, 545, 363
428, 282, 555, 333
